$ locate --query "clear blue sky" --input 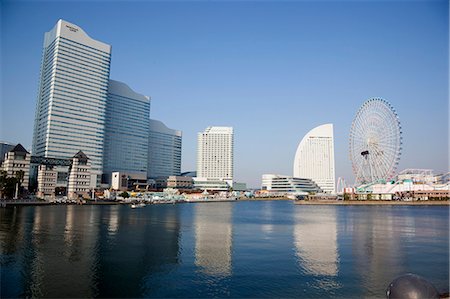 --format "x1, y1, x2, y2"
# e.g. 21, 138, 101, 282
1, 0, 448, 188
